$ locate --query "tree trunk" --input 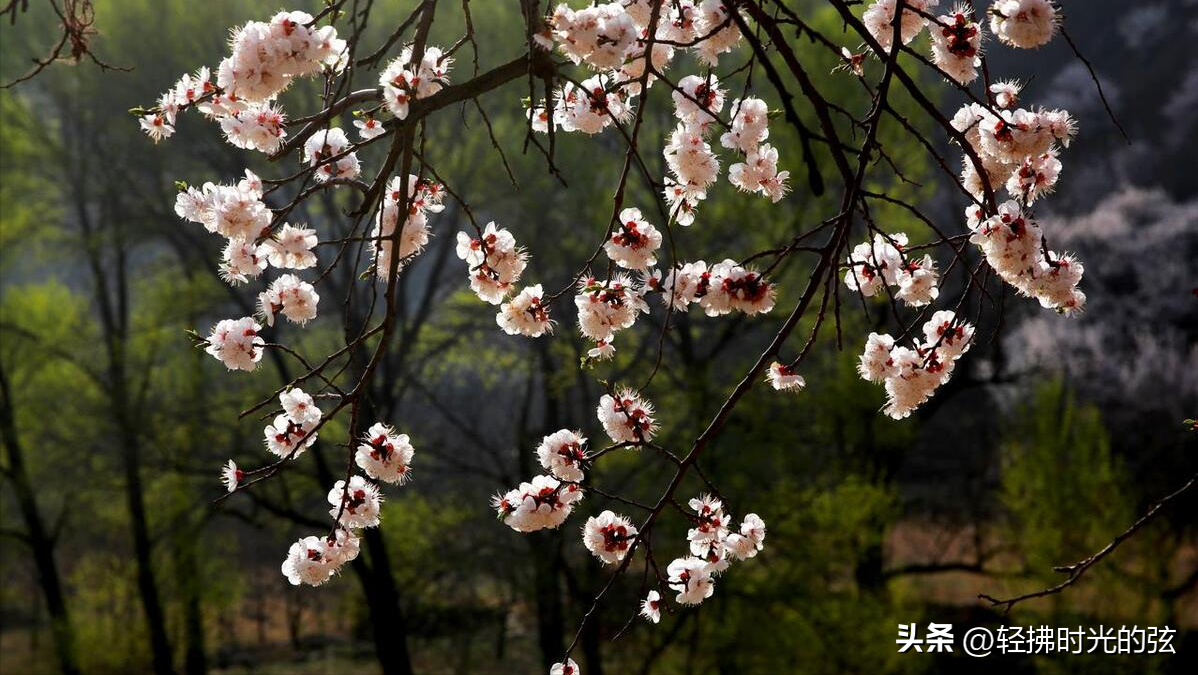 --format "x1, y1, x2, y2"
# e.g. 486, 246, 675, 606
0, 366, 82, 675
119, 420, 176, 675
530, 534, 565, 671
173, 521, 207, 675
351, 528, 415, 675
